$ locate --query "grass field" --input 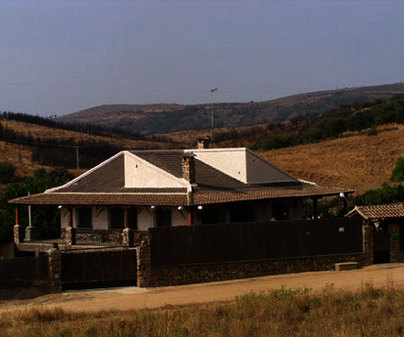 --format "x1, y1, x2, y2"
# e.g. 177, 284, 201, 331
263, 124, 404, 191
1, 285, 404, 337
